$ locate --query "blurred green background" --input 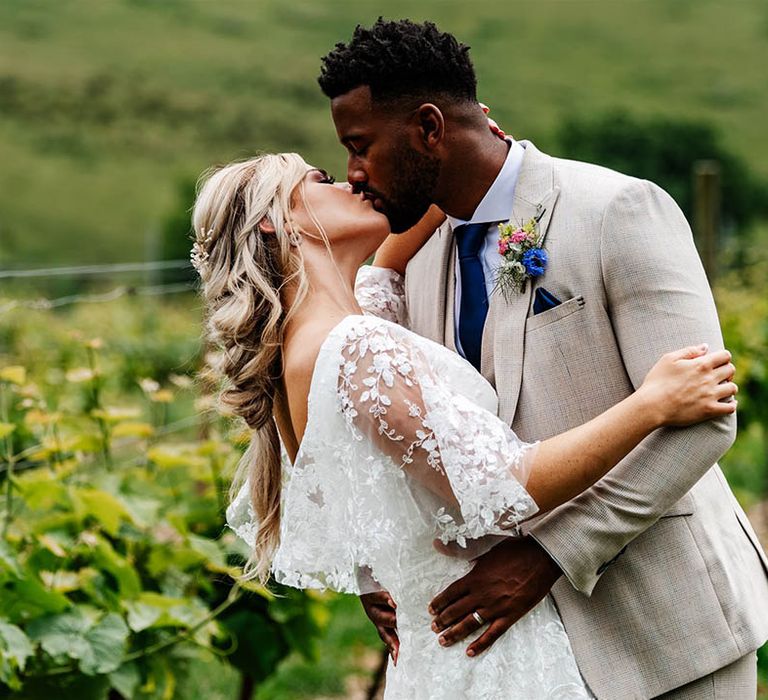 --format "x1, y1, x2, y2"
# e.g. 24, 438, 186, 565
1, 1, 767, 698
2, 0, 768, 267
